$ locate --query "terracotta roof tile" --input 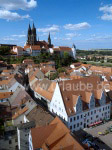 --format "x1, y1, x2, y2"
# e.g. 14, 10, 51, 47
12, 107, 28, 120
89, 66, 112, 74
59, 76, 107, 116
31, 45, 41, 50
31, 117, 84, 150
53, 46, 71, 52
0, 92, 13, 100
